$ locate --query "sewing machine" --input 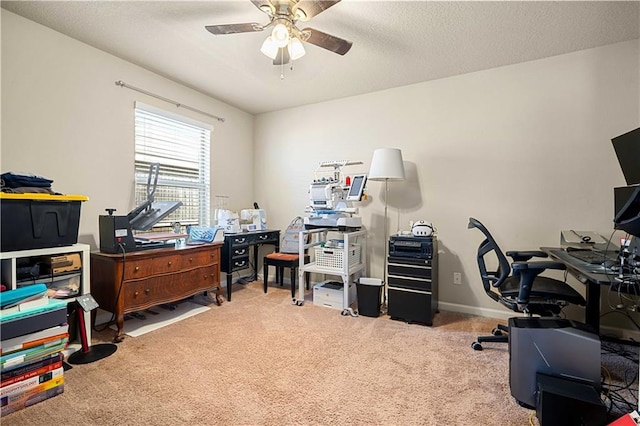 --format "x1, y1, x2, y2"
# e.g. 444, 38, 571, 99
303, 160, 367, 231
214, 209, 241, 233
240, 209, 267, 231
